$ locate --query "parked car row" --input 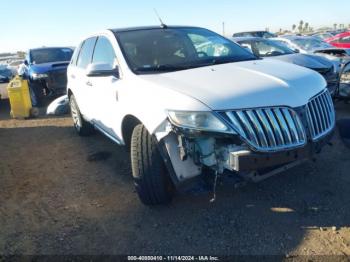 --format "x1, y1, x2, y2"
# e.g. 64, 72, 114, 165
67, 25, 338, 205
232, 37, 340, 96
0, 65, 13, 83
231, 30, 350, 101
